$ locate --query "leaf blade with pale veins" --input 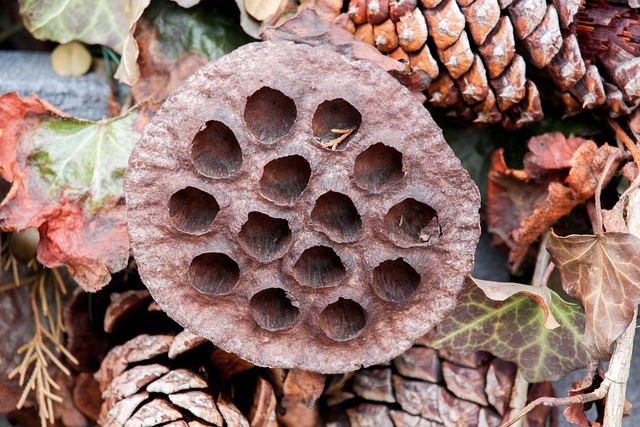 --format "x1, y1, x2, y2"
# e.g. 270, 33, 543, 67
0, 92, 140, 291
431, 279, 590, 382
19, 0, 141, 53
547, 230, 640, 360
